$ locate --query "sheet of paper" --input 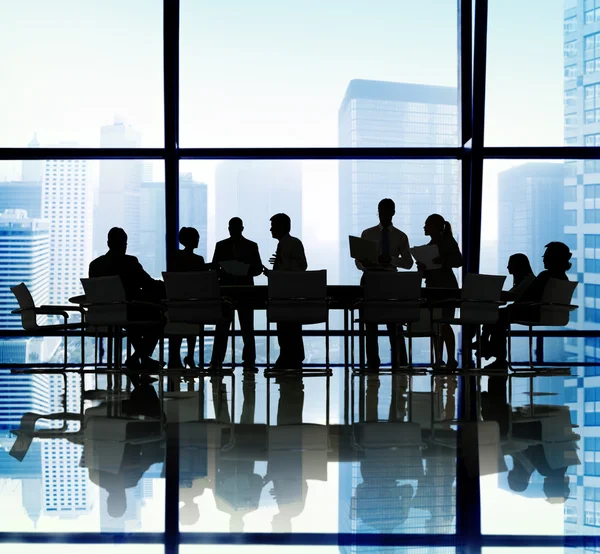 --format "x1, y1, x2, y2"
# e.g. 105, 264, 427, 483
349, 235, 378, 264
220, 260, 250, 276
410, 244, 442, 270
